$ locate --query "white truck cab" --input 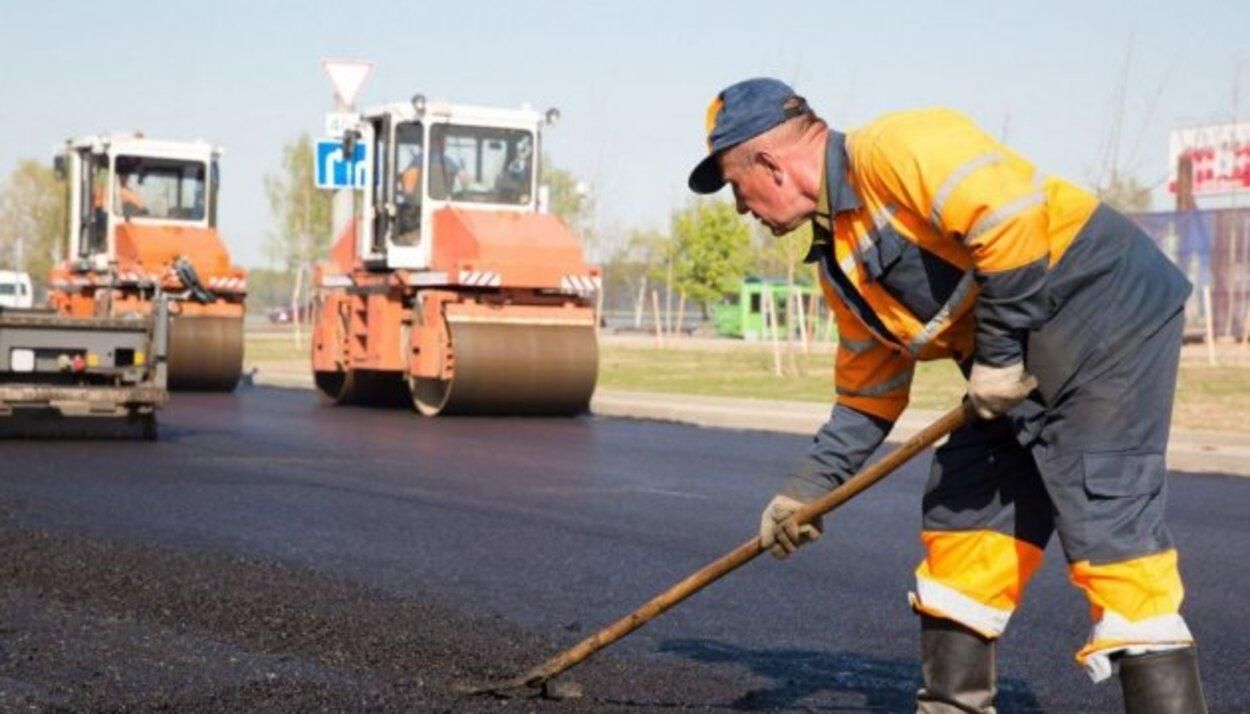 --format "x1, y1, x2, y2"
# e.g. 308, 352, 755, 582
0, 271, 34, 309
